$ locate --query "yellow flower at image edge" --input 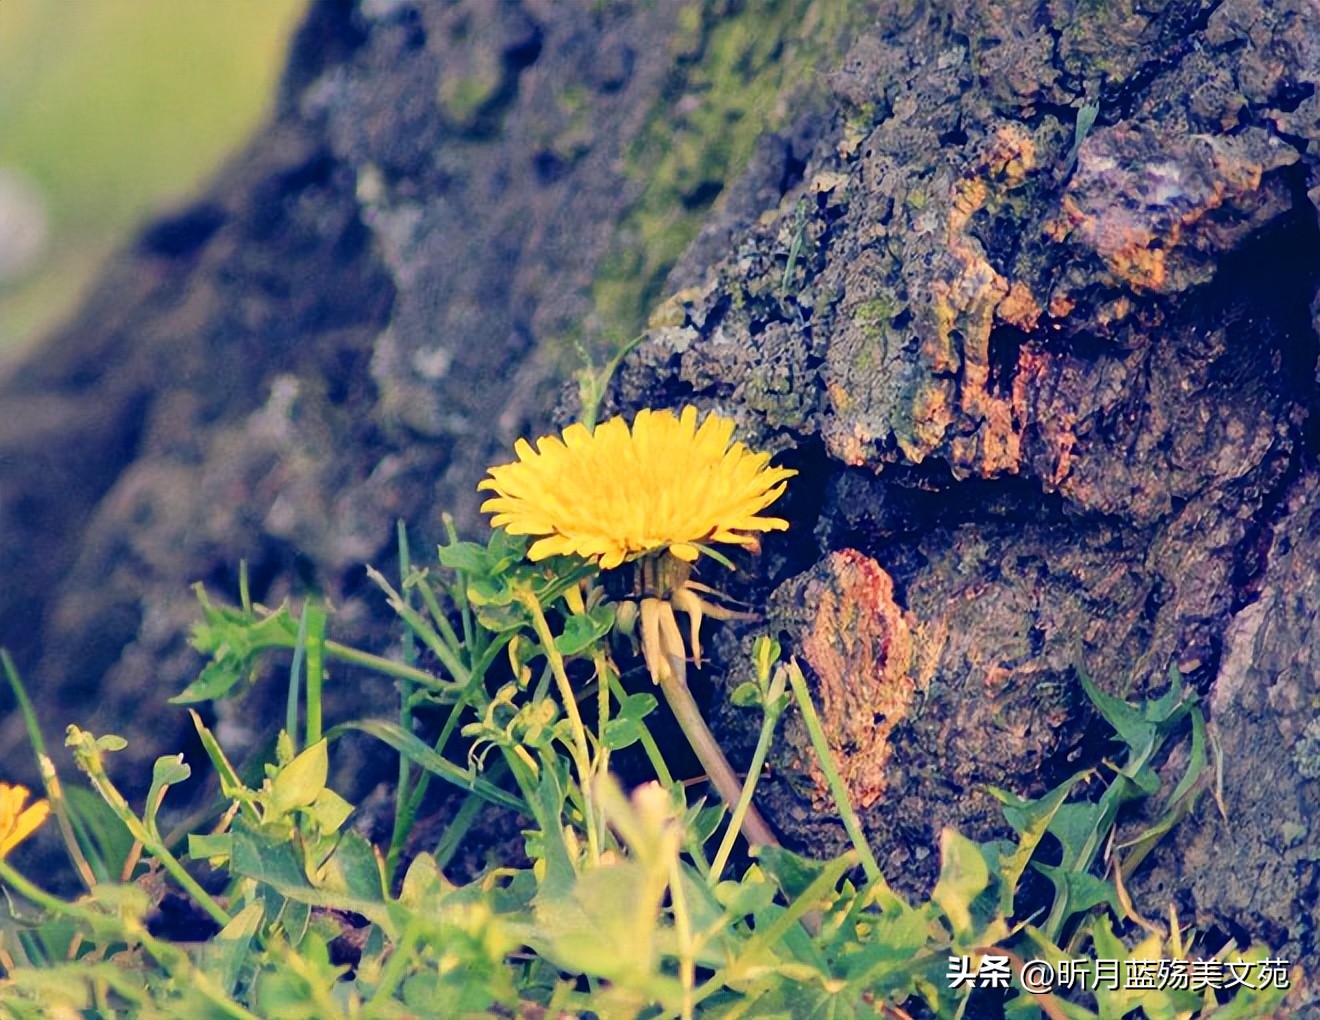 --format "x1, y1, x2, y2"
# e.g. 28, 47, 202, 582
479, 406, 796, 569
0, 782, 49, 860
